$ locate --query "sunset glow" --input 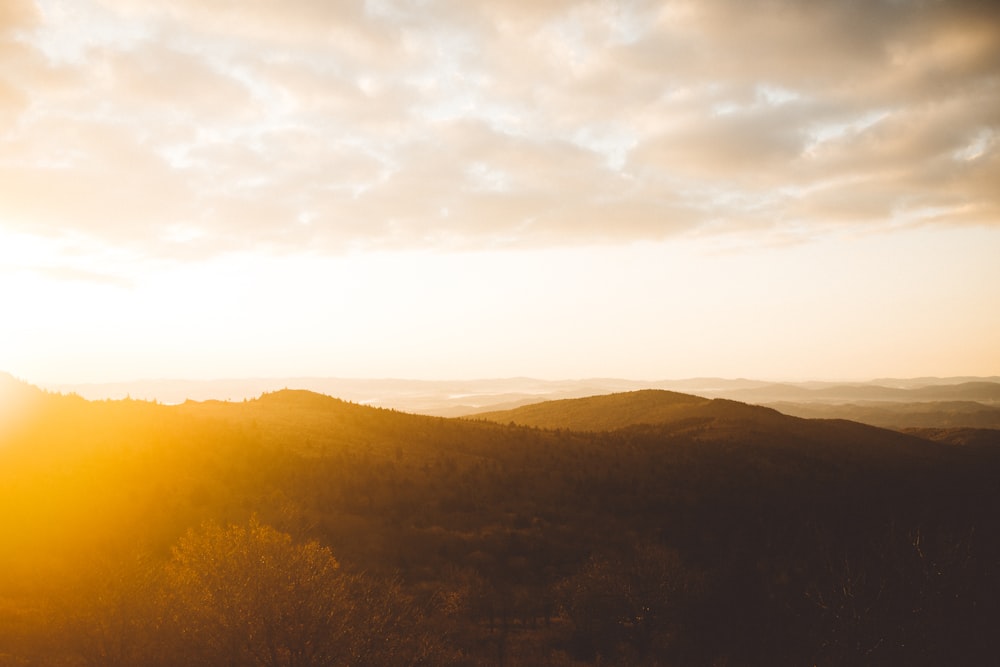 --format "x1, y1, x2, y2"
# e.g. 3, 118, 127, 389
2, 0, 998, 384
